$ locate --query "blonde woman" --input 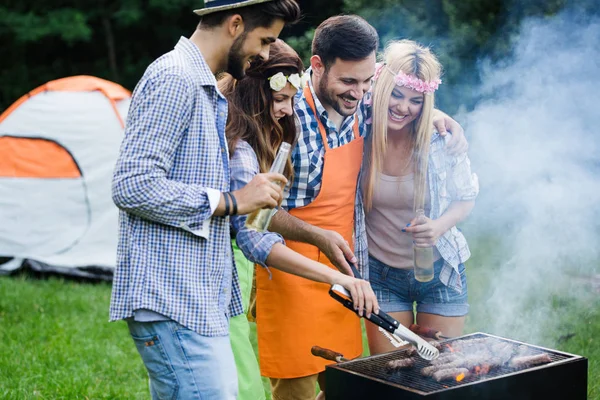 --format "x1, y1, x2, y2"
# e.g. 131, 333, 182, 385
363, 40, 479, 354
